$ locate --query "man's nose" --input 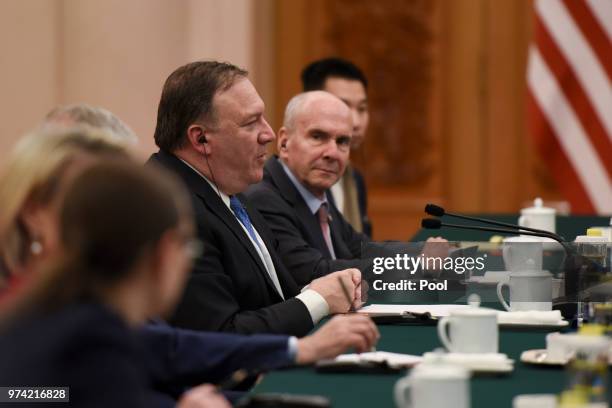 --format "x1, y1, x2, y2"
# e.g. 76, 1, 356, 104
322, 139, 343, 160
259, 118, 275, 143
